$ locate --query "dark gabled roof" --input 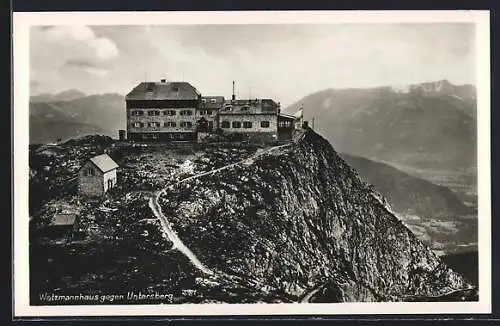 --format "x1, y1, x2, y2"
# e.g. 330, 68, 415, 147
200, 96, 225, 108
224, 98, 280, 108
219, 98, 279, 115
126, 81, 201, 101
86, 154, 118, 173
201, 96, 224, 102
279, 113, 298, 120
